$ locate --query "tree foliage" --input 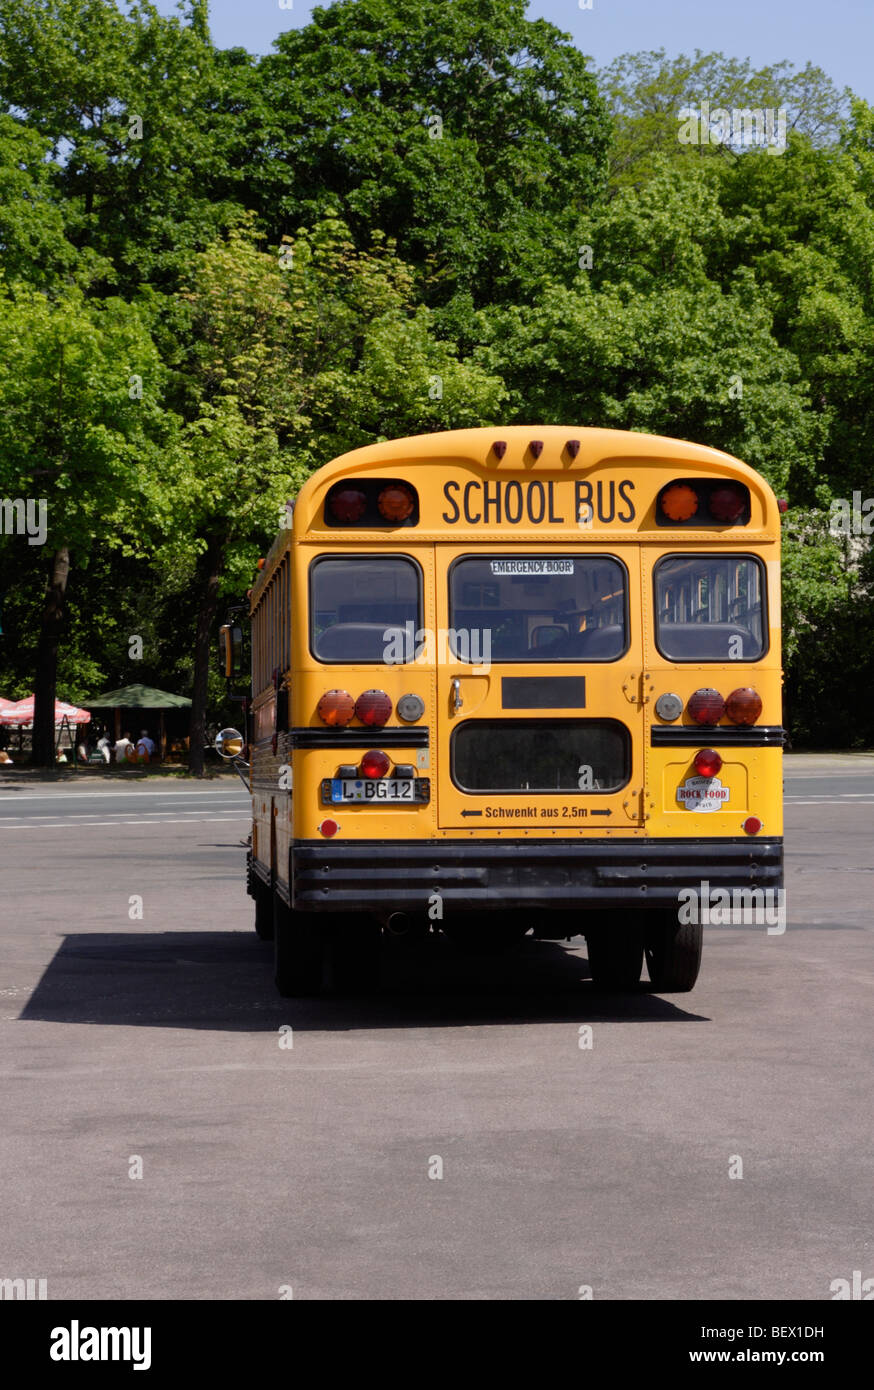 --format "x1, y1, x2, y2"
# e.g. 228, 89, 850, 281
0, 0, 872, 753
